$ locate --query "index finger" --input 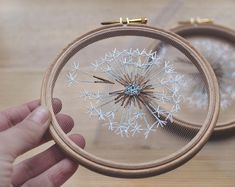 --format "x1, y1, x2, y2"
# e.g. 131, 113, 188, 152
0, 98, 62, 132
